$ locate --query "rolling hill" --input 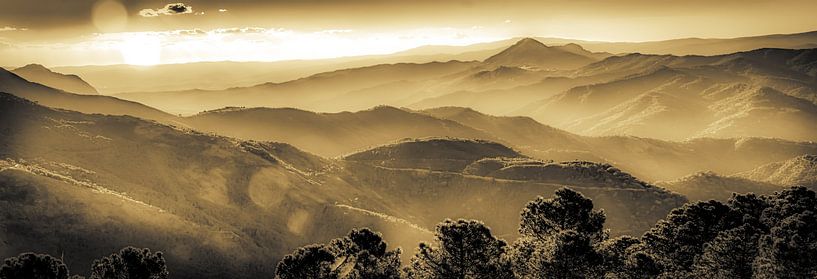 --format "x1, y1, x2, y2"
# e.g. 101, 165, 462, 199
180, 106, 496, 157
734, 154, 817, 190
180, 102, 817, 182
0, 92, 437, 278
0, 92, 692, 277
657, 171, 781, 202
339, 138, 687, 236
